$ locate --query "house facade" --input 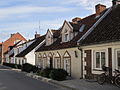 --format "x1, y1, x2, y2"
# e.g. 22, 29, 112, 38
78, 1, 120, 79
15, 35, 45, 65
35, 4, 107, 79
1, 32, 27, 64
0, 43, 2, 63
